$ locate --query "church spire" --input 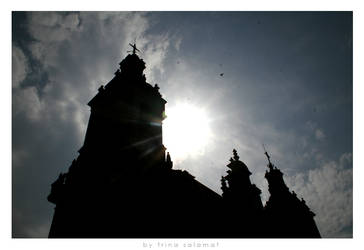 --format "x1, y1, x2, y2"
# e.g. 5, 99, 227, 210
263, 145, 321, 237
263, 144, 273, 170
264, 147, 288, 195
